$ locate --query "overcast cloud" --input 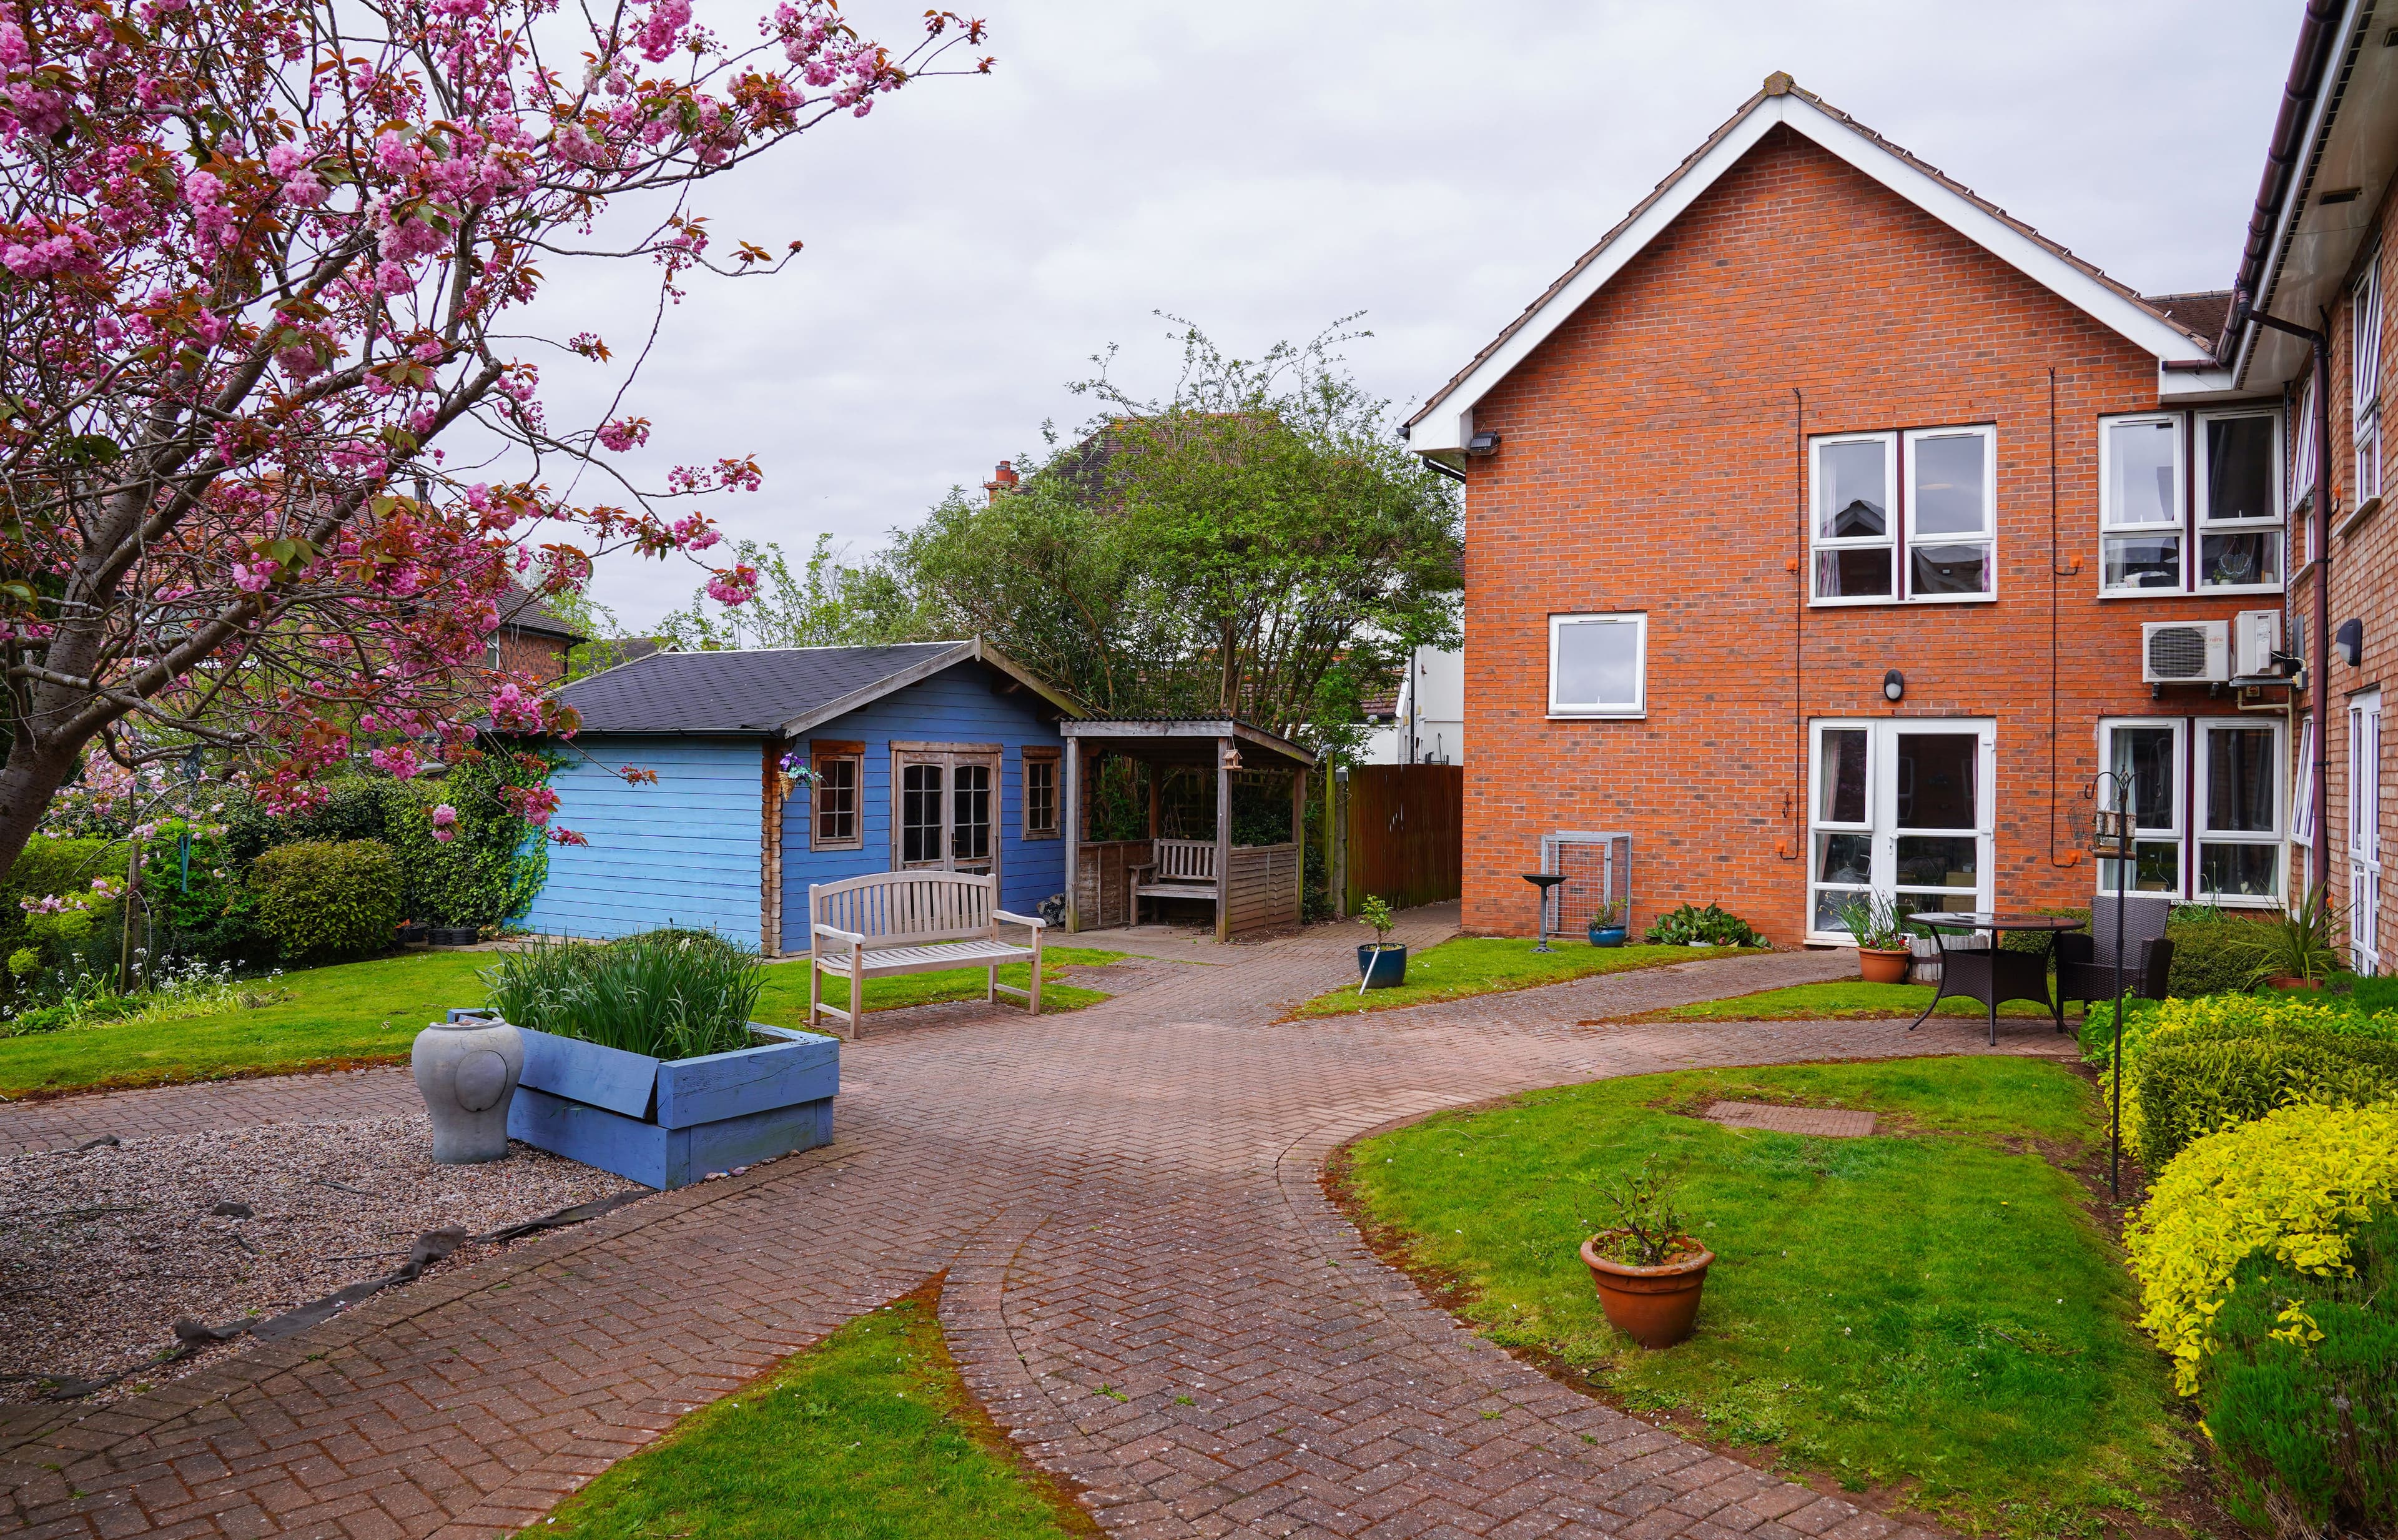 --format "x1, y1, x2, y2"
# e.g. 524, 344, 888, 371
534, 0, 2298, 631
